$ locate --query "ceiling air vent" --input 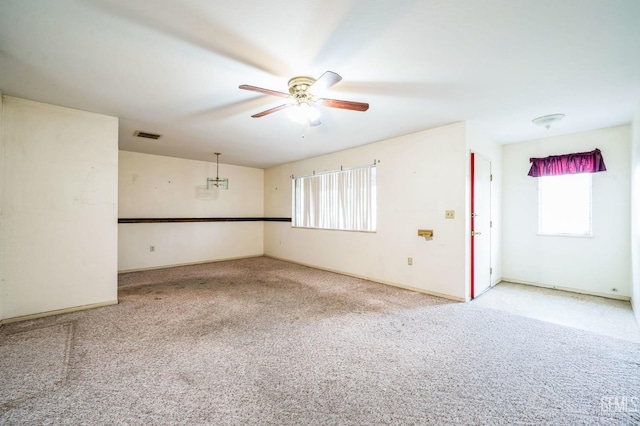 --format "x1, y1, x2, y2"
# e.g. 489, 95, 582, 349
133, 130, 162, 140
